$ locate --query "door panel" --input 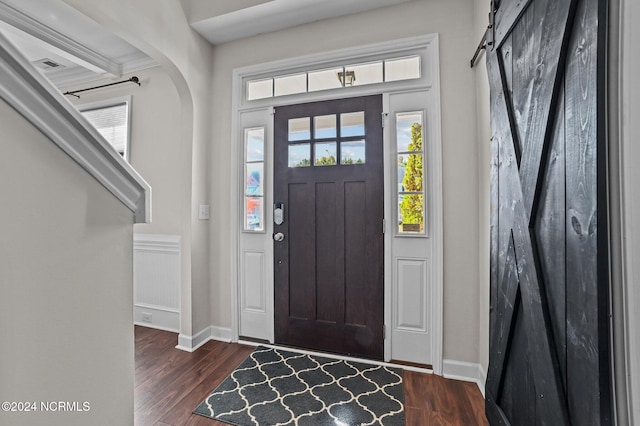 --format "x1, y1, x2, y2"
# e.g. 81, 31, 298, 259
486, 0, 611, 424
274, 95, 384, 360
